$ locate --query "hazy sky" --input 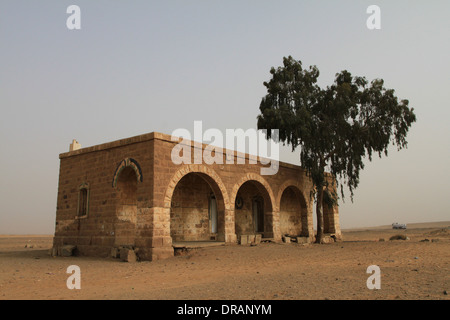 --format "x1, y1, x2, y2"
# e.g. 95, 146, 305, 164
0, 1, 449, 234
